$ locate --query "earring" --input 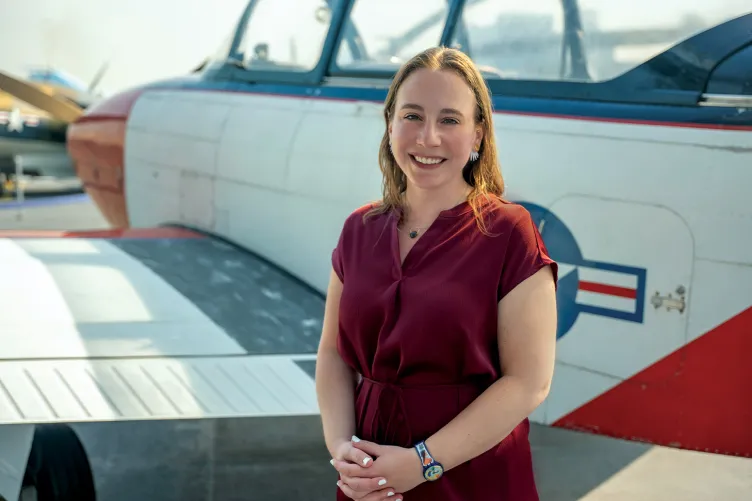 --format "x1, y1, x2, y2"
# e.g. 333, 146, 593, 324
469, 150, 479, 162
